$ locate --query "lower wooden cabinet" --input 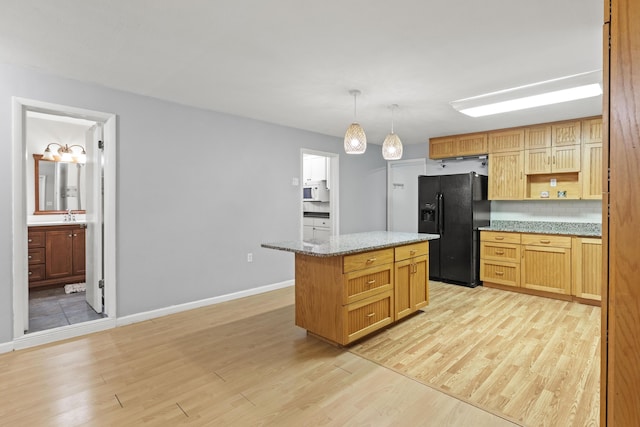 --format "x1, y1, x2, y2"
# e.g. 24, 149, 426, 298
394, 241, 429, 320
295, 242, 430, 346
480, 230, 601, 305
572, 237, 602, 302
28, 224, 86, 288
521, 234, 572, 295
